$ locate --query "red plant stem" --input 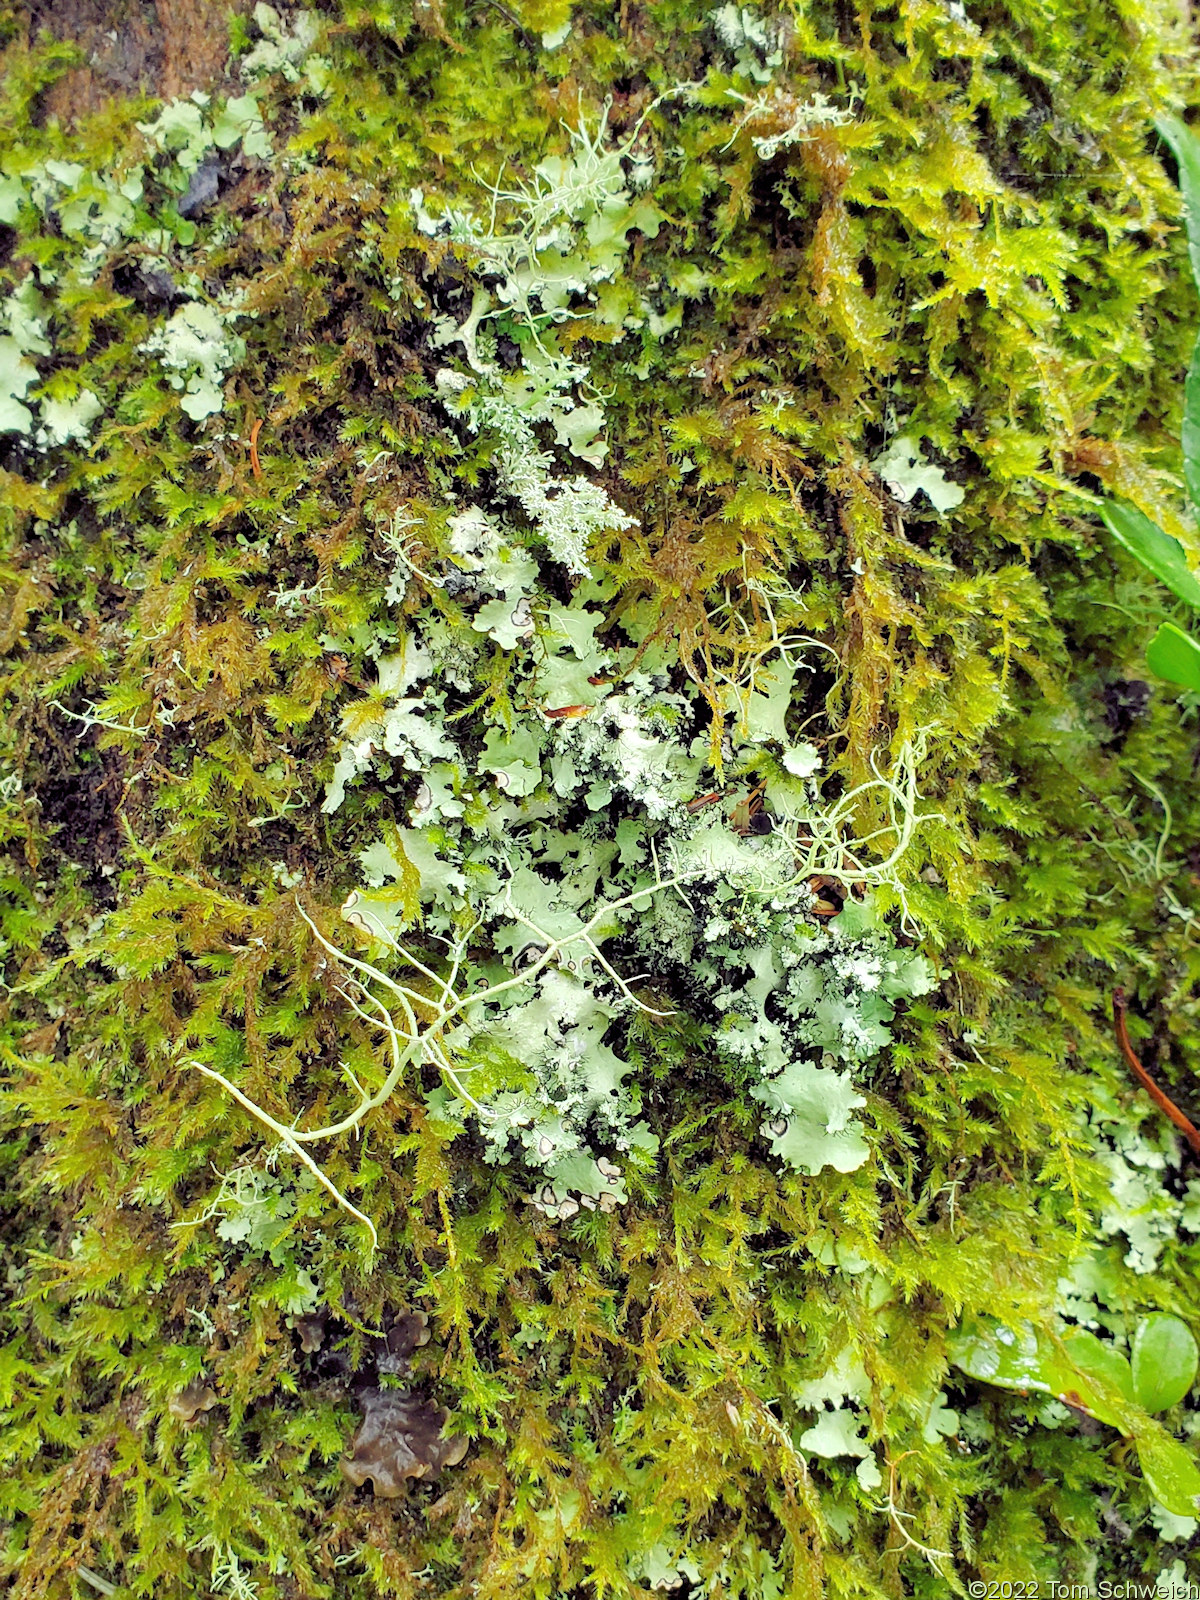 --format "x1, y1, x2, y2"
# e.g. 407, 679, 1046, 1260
1112, 988, 1200, 1156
